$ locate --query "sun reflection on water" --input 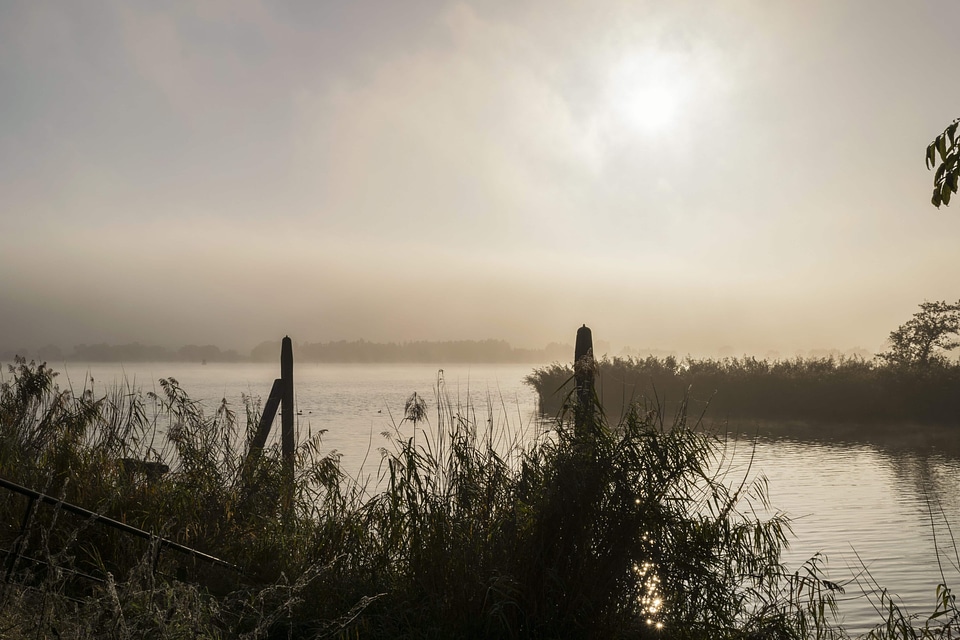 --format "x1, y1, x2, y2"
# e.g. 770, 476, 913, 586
635, 549, 665, 631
